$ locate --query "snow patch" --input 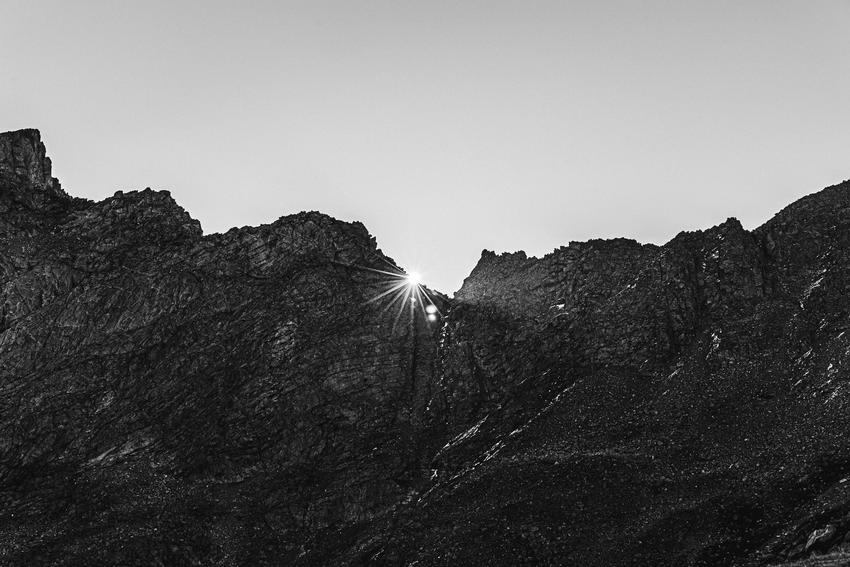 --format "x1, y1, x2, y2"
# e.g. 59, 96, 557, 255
801, 268, 827, 303
706, 332, 721, 358
437, 415, 488, 456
